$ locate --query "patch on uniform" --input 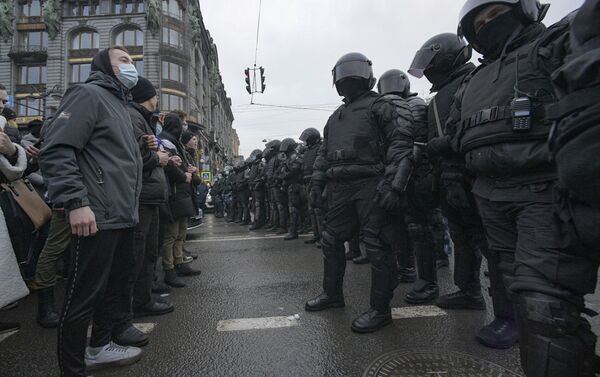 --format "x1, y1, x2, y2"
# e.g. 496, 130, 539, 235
57, 111, 70, 119
363, 350, 522, 377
